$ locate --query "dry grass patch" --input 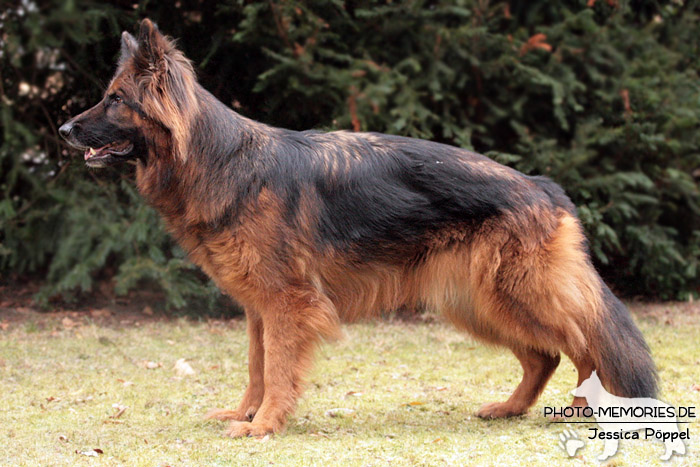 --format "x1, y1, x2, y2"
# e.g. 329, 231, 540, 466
1, 304, 699, 466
